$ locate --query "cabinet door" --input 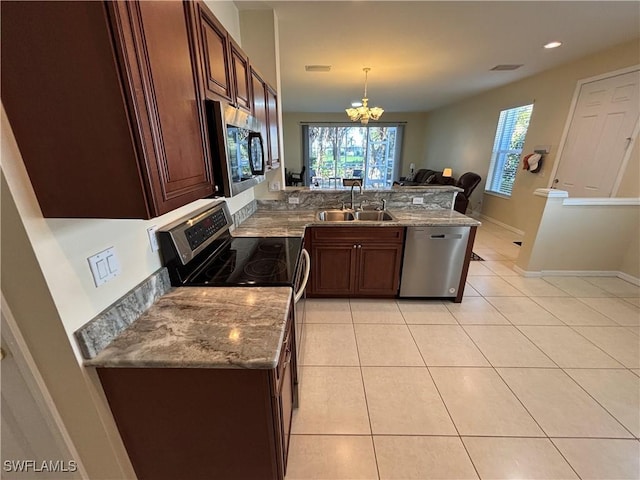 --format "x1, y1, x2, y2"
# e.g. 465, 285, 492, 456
356, 243, 403, 296
251, 68, 270, 166
309, 244, 357, 296
230, 40, 251, 111
266, 84, 280, 167
278, 345, 294, 477
114, 0, 214, 216
195, 2, 232, 101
